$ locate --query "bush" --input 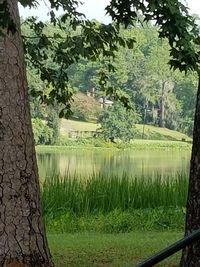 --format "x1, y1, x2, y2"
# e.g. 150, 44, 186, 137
98, 102, 138, 142
56, 136, 110, 147
32, 118, 53, 145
